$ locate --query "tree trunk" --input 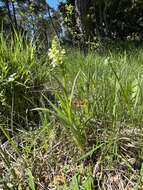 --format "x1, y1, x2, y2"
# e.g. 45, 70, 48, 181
12, 0, 18, 30
75, 0, 94, 54
75, 0, 90, 35
5, 0, 13, 23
